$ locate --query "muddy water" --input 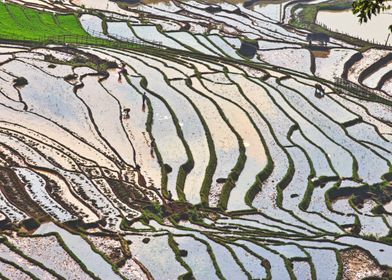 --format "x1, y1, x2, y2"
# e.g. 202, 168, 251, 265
306, 248, 339, 280
175, 236, 220, 280
35, 169, 100, 224
230, 244, 267, 279
237, 240, 292, 280
0, 61, 118, 169
292, 261, 312, 280
35, 223, 122, 280
102, 70, 162, 188
197, 78, 268, 210
172, 79, 240, 207
76, 75, 136, 166
8, 233, 93, 280
251, 0, 289, 21
94, 50, 188, 199
125, 235, 187, 280
0, 243, 56, 280
317, 9, 392, 45
13, 167, 75, 222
